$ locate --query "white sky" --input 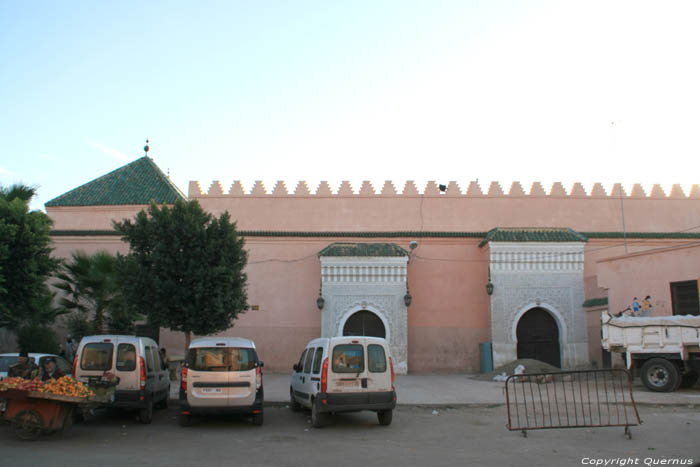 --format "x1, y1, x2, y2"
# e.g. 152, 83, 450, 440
1, 1, 699, 210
